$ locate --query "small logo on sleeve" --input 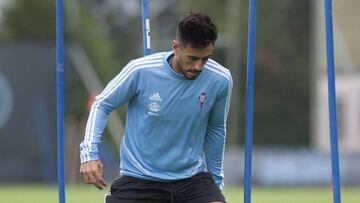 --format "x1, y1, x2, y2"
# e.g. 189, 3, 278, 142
198, 92, 207, 108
